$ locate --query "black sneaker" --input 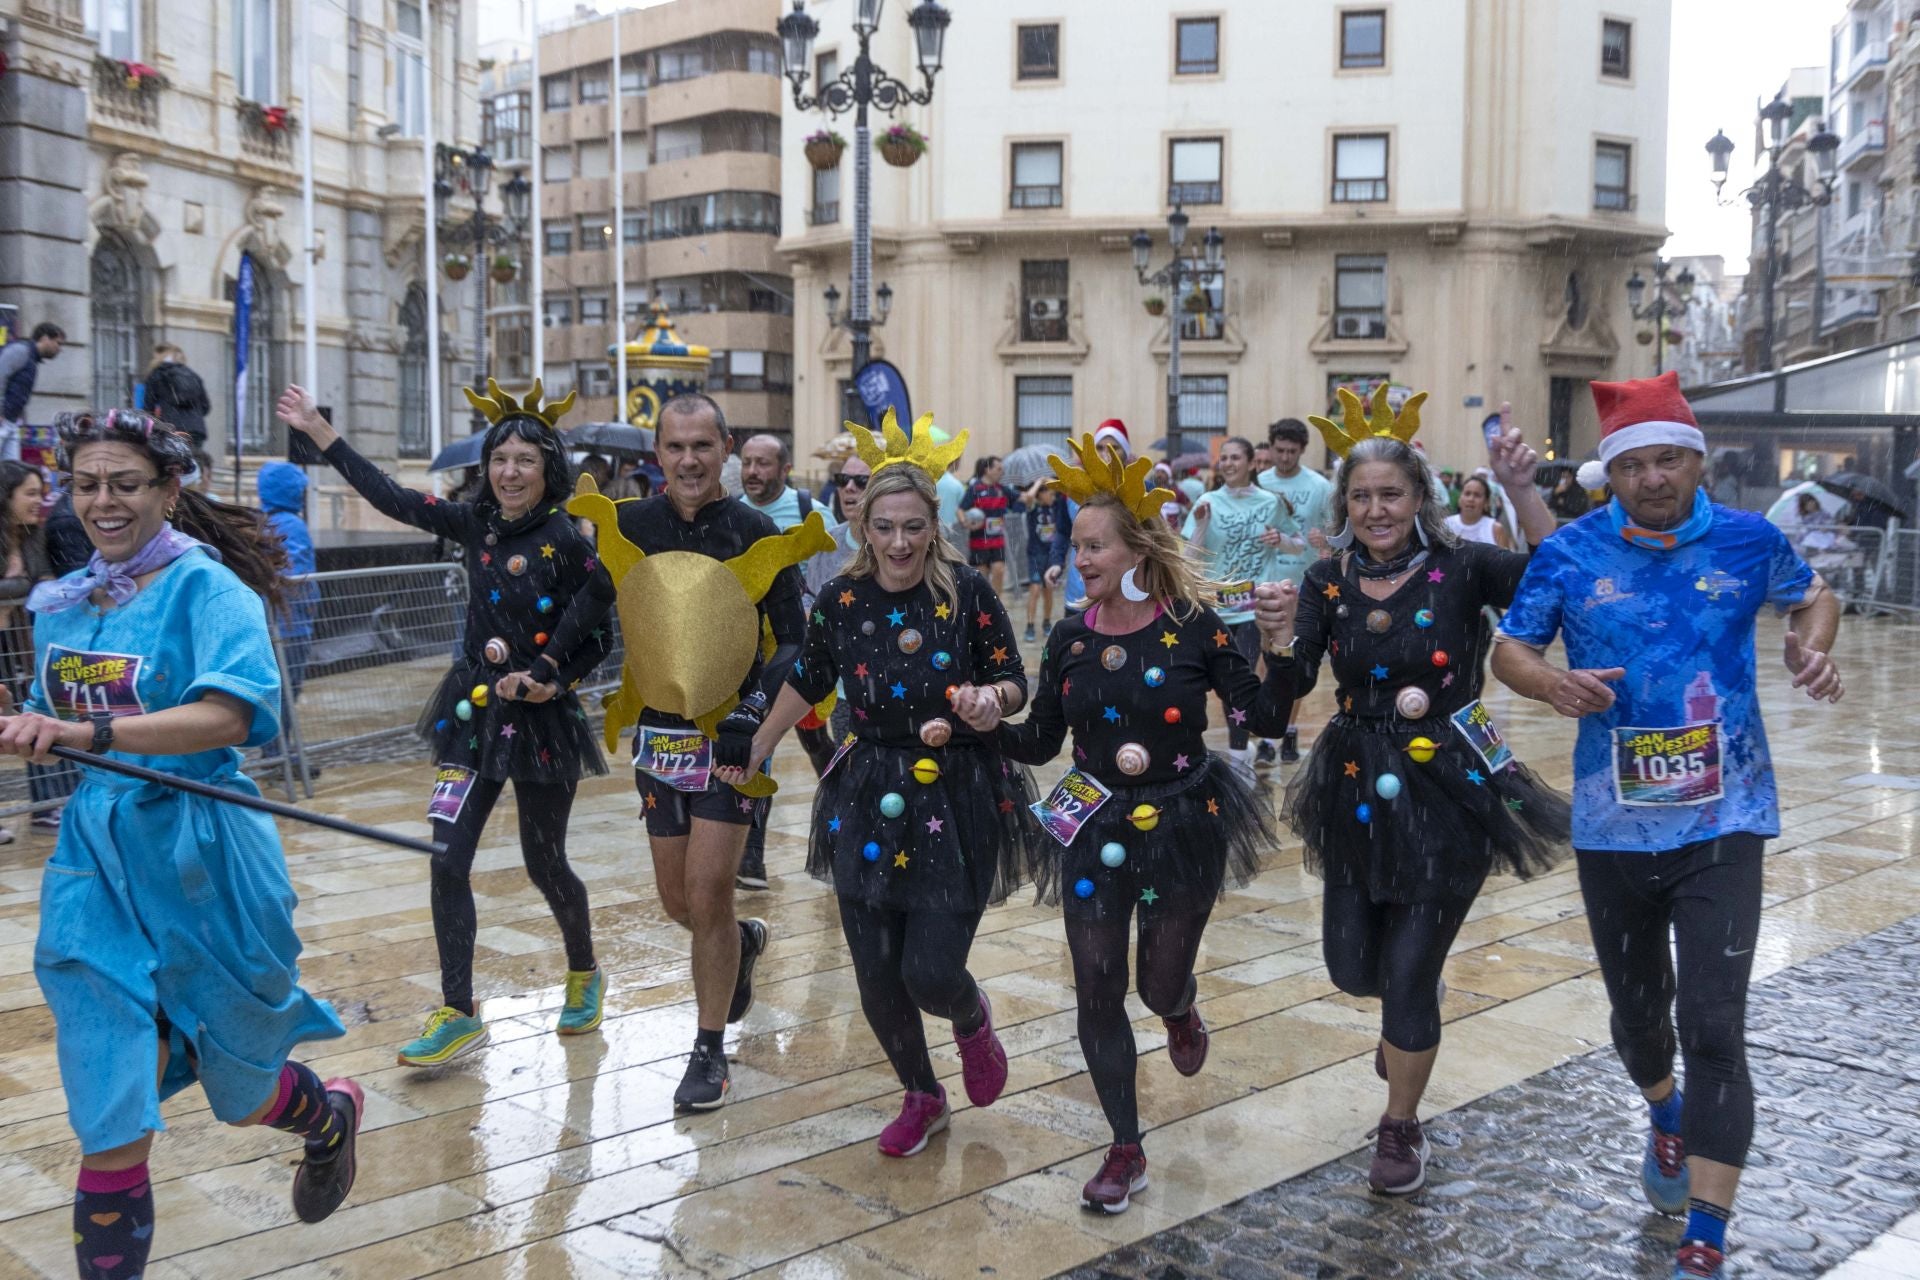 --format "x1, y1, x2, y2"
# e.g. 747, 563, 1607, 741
735, 844, 768, 891
674, 1044, 731, 1112
1254, 741, 1278, 770
729, 918, 770, 1023
1280, 731, 1301, 764
290, 1078, 363, 1223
